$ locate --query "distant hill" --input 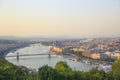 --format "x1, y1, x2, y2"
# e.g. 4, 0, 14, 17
0, 36, 23, 40
0, 35, 78, 41
0, 36, 49, 41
